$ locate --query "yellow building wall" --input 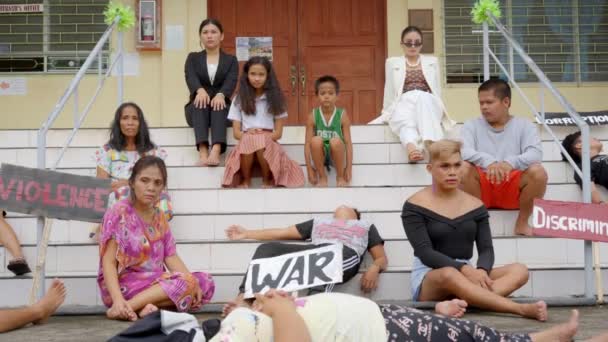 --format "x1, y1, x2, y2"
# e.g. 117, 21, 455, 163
0, 0, 605, 129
